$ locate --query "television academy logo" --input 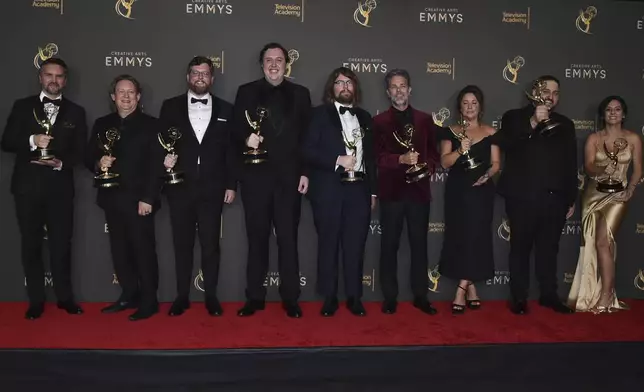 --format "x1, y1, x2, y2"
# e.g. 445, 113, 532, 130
635, 223, 644, 234
428, 265, 440, 293
205, 51, 225, 74
342, 58, 387, 73
285, 49, 300, 79
32, 0, 64, 14
431, 107, 450, 127
354, 0, 377, 27
274, 1, 303, 21
426, 58, 455, 80
34, 43, 59, 69
502, 56, 525, 84
420, 7, 463, 24
186, 0, 233, 15
362, 268, 376, 292
576, 6, 597, 34
502, 8, 530, 28
105, 51, 153, 67
563, 272, 574, 284
428, 222, 444, 233
25, 272, 54, 287
573, 119, 595, 132
565, 64, 606, 80
115, 0, 135, 19
634, 269, 644, 291
486, 270, 510, 286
